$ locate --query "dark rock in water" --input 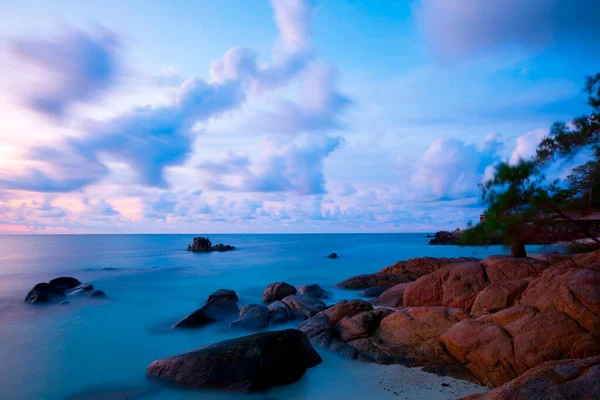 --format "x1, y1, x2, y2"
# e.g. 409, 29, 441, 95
87, 289, 106, 298
147, 329, 322, 391
173, 298, 239, 328
262, 282, 297, 303
25, 282, 65, 303
281, 295, 326, 319
48, 277, 82, 290
360, 287, 386, 297
208, 289, 239, 303
297, 284, 327, 298
267, 301, 300, 323
230, 304, 270, 329
187, 237, 236, 252
428, 229, 462, 245
327, 253, 338, 259
25, 277, 103, 304
66, 283, 95, 296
